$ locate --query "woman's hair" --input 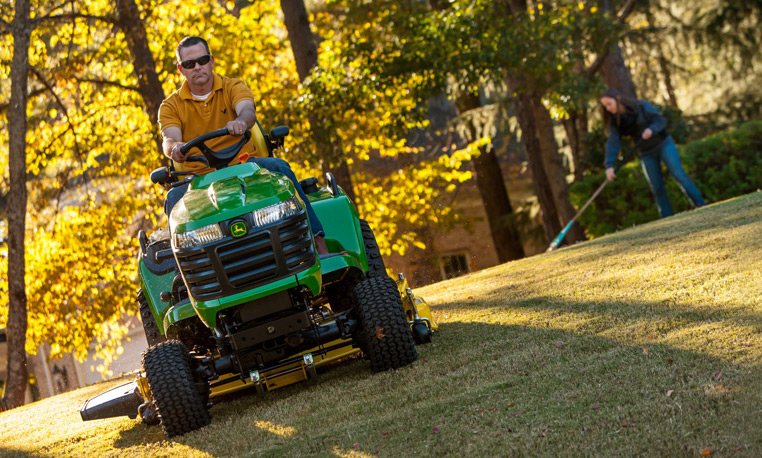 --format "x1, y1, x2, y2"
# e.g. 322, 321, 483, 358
601, 88, 639, 133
